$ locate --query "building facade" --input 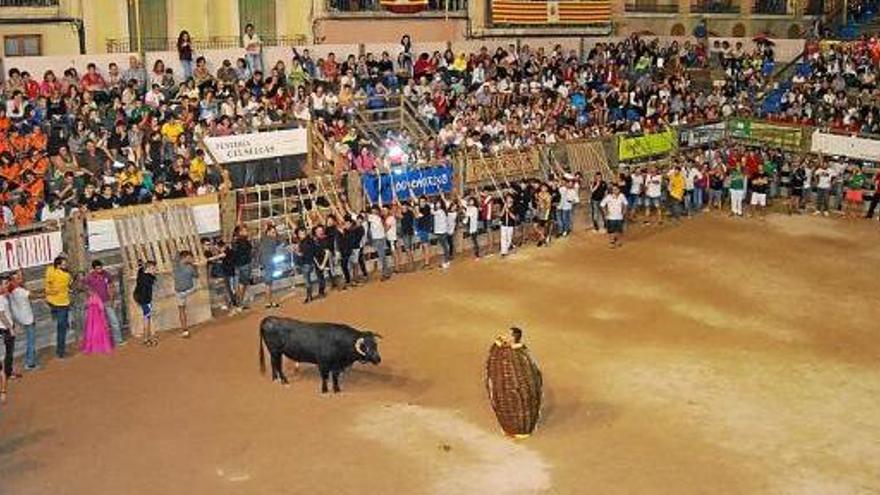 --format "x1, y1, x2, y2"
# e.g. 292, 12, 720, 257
0, 0, 833, 57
